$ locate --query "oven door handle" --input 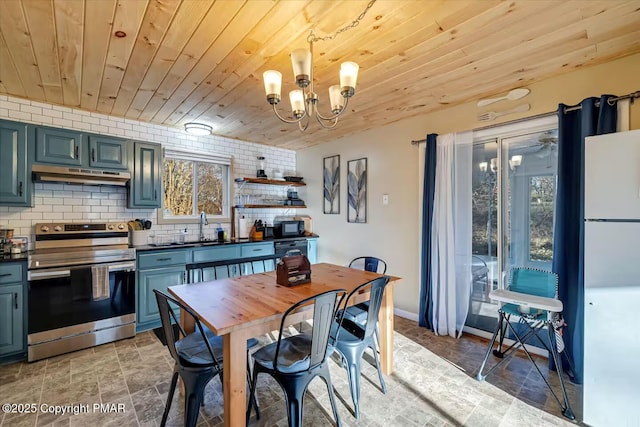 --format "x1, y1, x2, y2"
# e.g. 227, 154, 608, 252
29, 269, 72, 281
28, 262, 136, 281
107, 262, 136, 272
